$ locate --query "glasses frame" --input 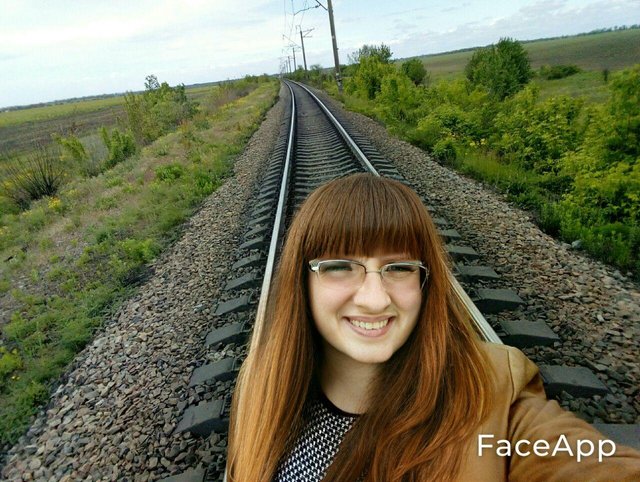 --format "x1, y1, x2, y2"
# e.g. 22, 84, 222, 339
308, 259, 429, 290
